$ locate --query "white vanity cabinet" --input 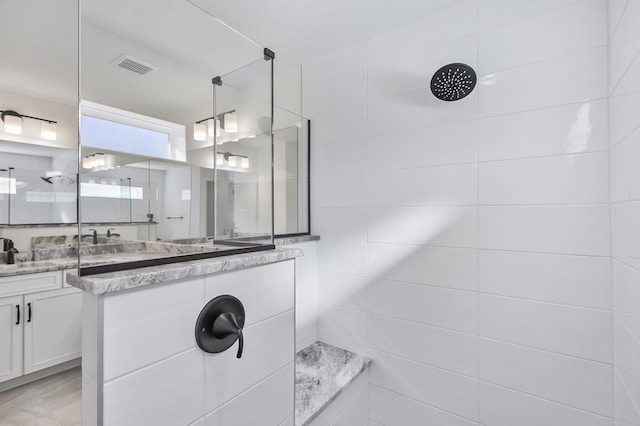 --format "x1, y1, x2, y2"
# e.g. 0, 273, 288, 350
24, 287, 82, 373
0, 295, 23, 382
0, 270, 82, 384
